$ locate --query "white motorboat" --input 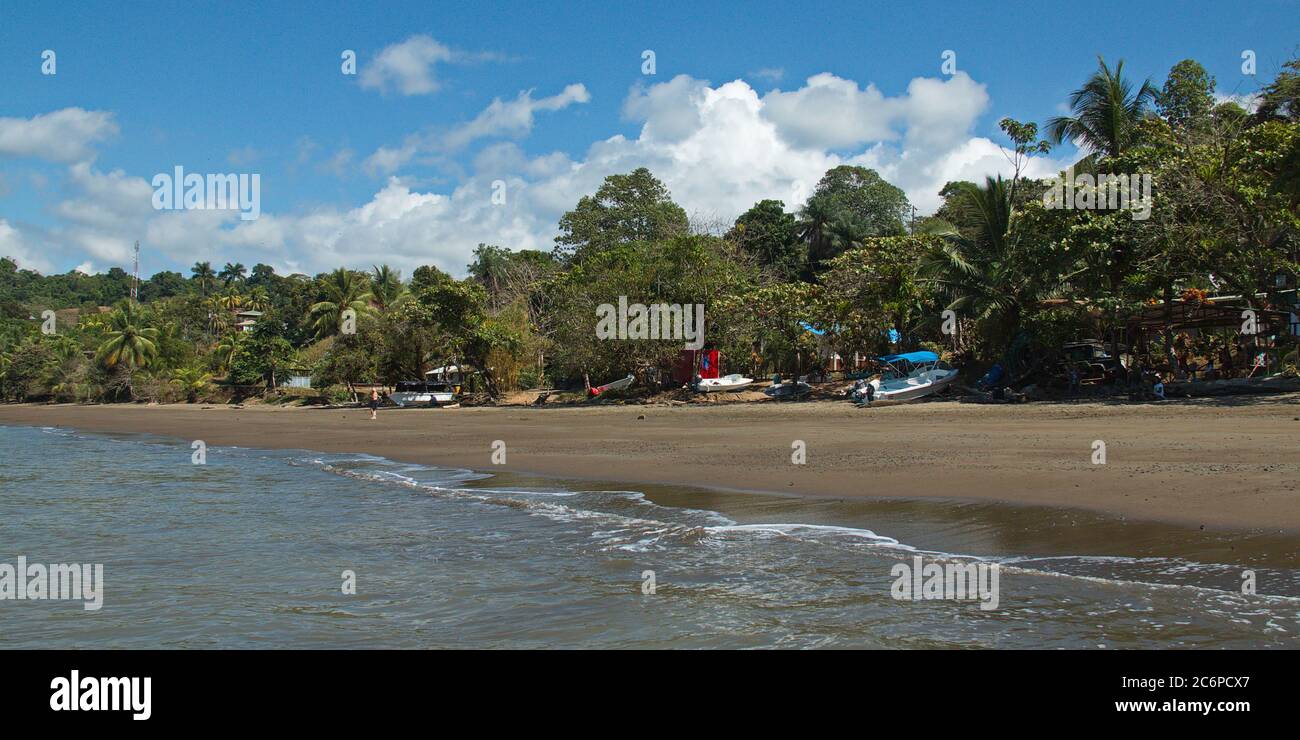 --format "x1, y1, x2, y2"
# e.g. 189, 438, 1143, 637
694, 373, 754, 392
390, 381, 458, 407
852, 351, 959, 404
